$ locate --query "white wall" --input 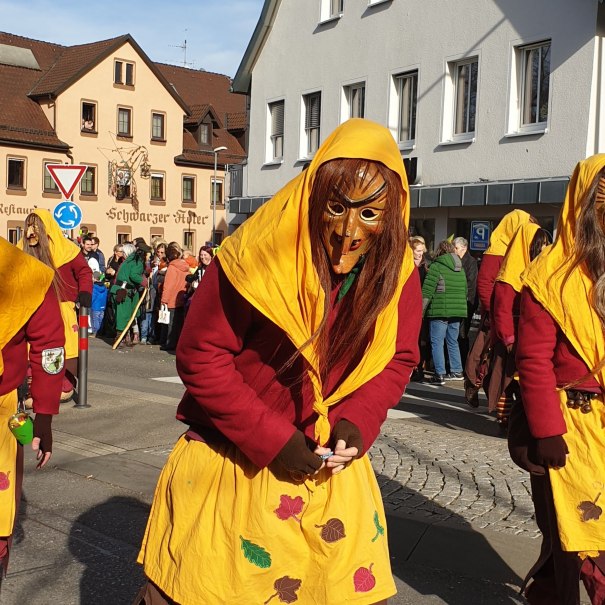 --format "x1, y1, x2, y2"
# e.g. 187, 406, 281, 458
244, 0, 598, 197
